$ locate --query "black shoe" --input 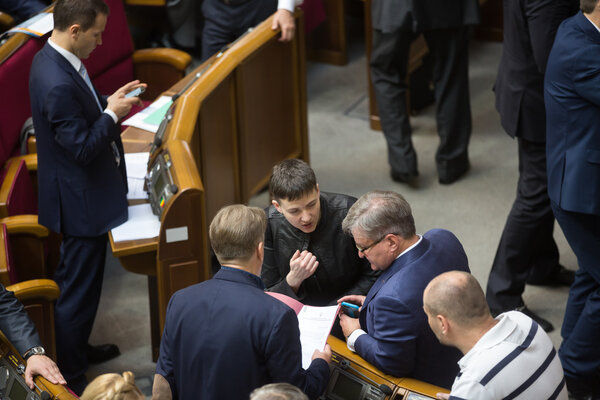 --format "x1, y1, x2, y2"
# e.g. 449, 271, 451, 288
86, 343, 120, 364
391, 170, 418, 184
516, 306, 554, 332
439, 162, 470, 185
529, 265, 575, 287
